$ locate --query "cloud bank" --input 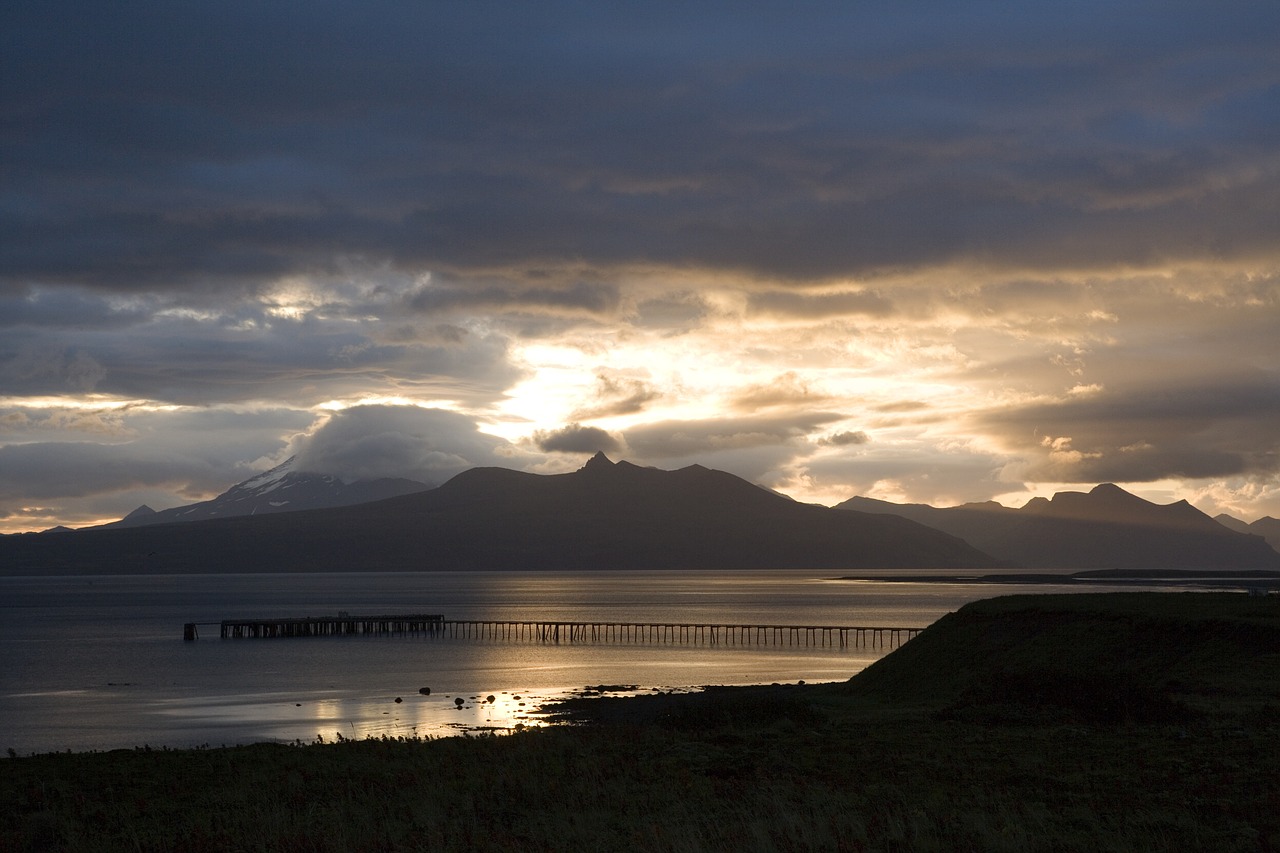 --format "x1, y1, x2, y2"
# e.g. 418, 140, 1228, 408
3, 2, 1280, 530
293, 405, 516, 485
